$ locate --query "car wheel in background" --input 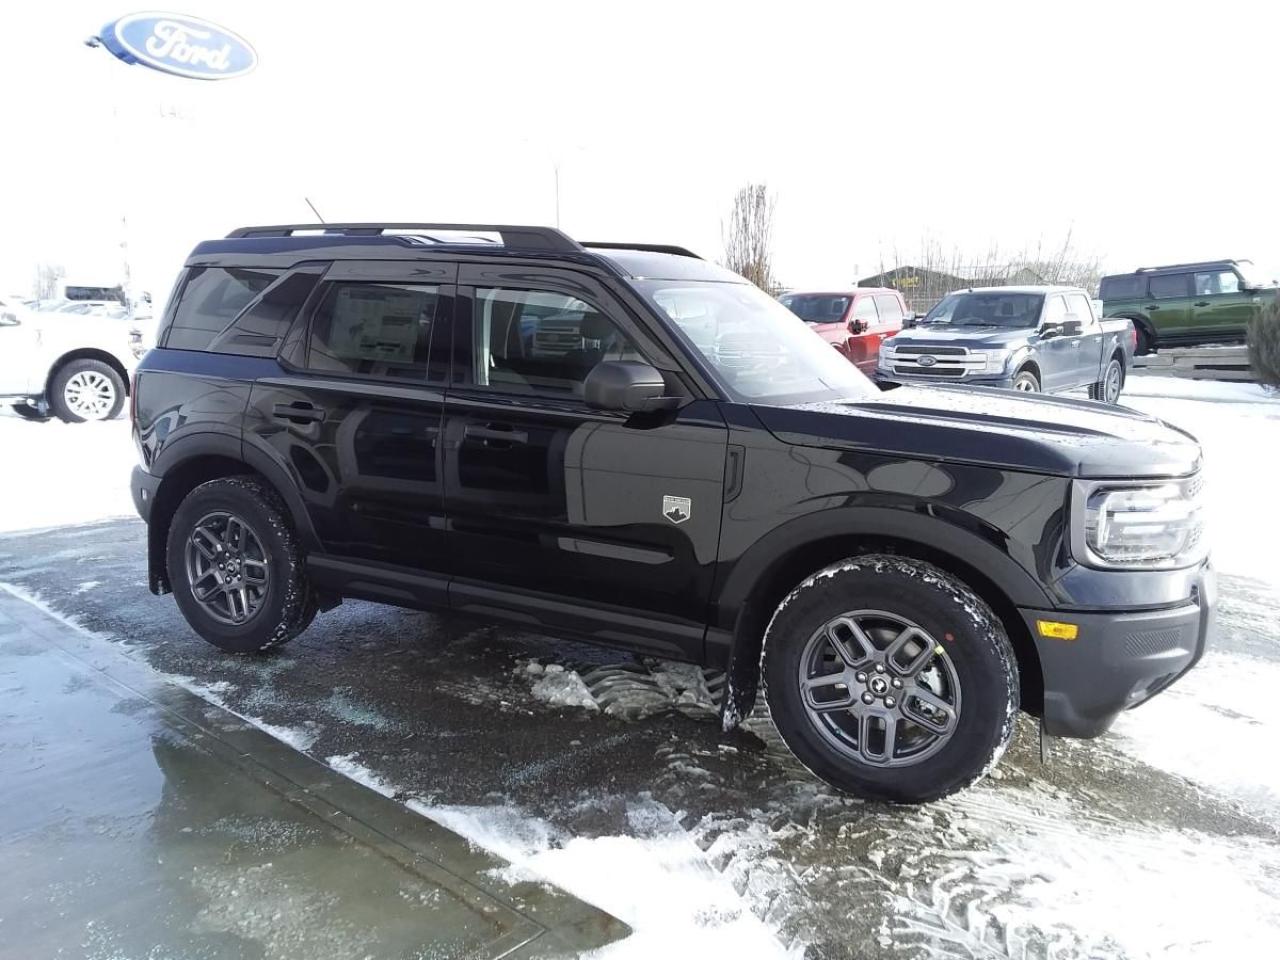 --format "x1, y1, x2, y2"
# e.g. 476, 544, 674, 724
49, 360, 126, 423
1012, 368, 1040, 392
761, 555, 1019, 803
166, 477, 316, 653
10, 402, 51, 422
1089, 357, 1124, 404
1134, 323, 1154, 356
